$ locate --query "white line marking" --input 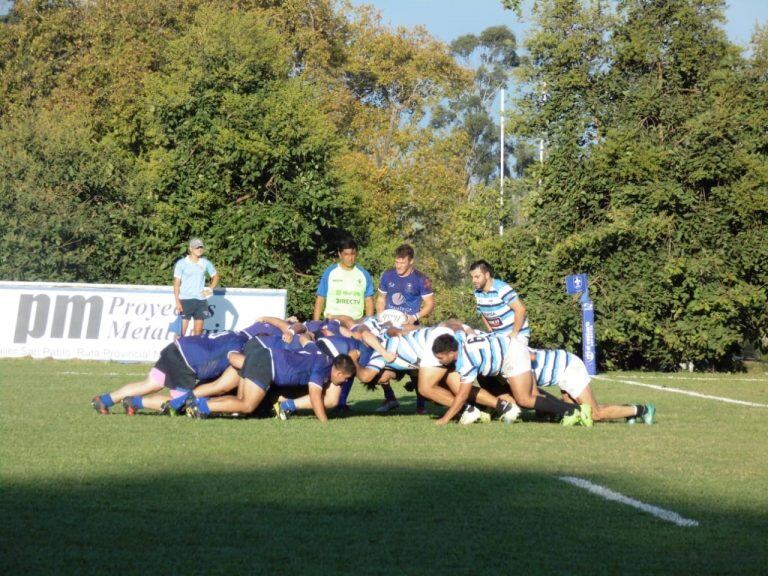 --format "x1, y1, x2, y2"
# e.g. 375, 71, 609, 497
624, 374, 768, 383
594, 375, 768, 408
558, 476, 700, 527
